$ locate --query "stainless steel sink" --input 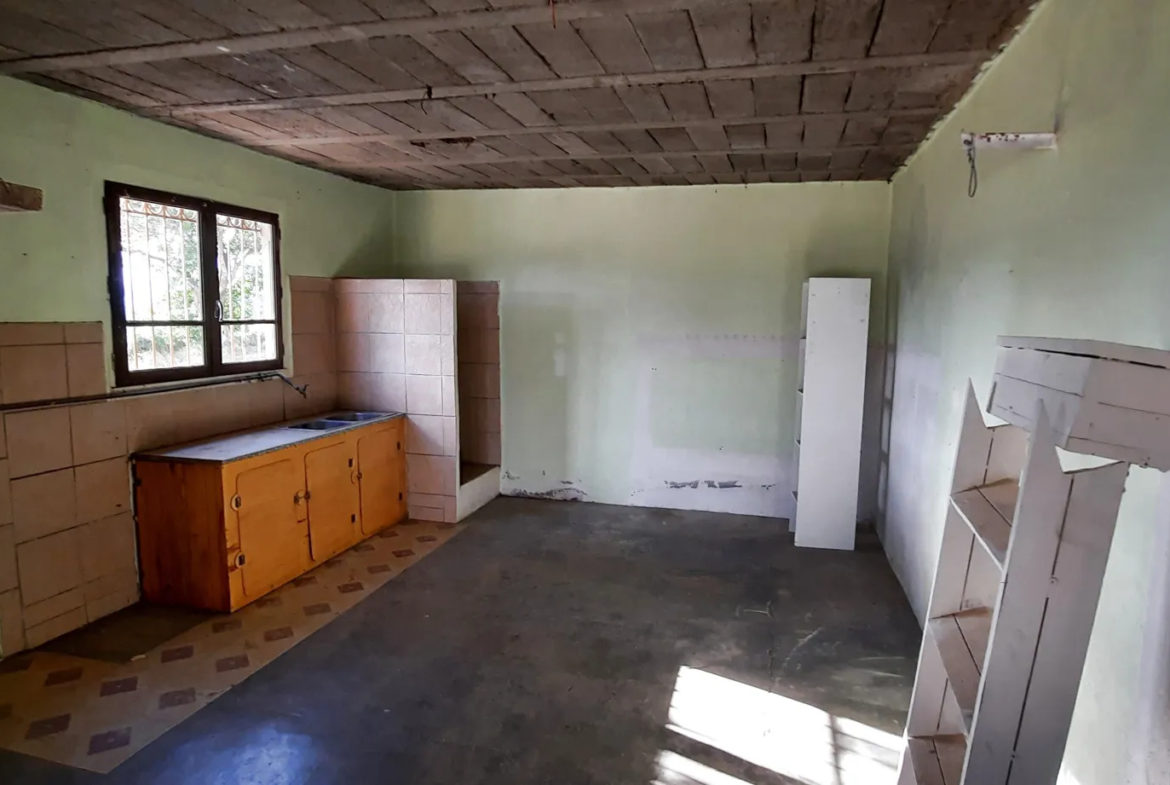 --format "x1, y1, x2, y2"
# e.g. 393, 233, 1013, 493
285, 419, 348, 431
325, 412, 386, 422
